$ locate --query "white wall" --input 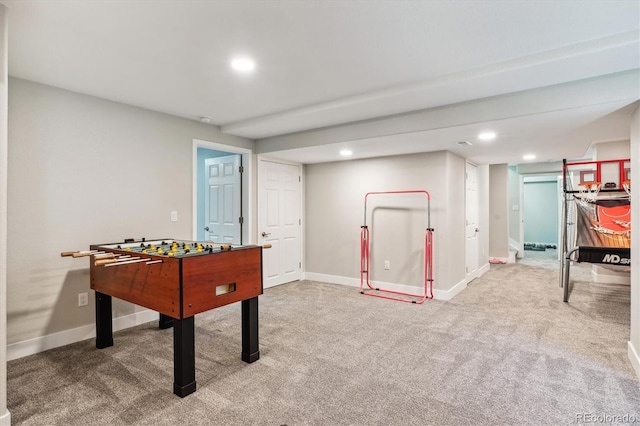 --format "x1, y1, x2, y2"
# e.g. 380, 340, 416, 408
0, 5, 9, 424
7, 78, 254, 354
630, 105, 640, 378
593, 139, 631, 161
304, 150, 468, 298
478, 164, 490, 267
489, 164, 510, 259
